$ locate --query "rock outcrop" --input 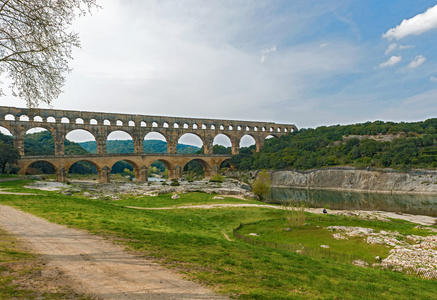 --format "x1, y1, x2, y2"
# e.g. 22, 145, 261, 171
271, 168, 437, 194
